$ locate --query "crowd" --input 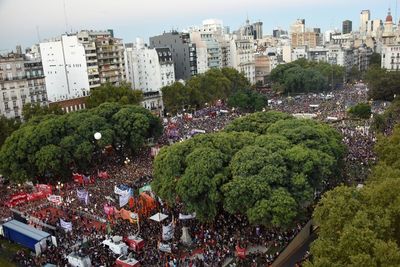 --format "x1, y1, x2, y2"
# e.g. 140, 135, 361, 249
1, 83, 390, 266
